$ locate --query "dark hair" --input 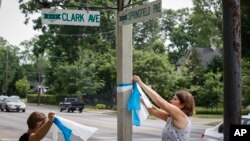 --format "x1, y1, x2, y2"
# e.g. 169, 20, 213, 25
175, 90, 195, 116
27, 111, 46, 130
